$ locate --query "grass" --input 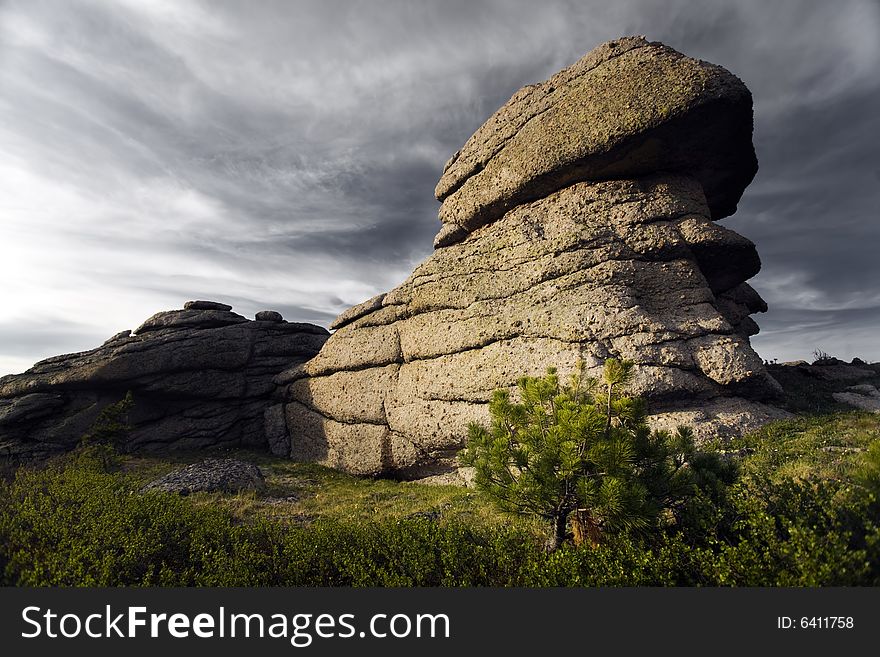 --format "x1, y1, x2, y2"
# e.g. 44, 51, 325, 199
101, 409, 880, 556
726, 411, 880, 484
87, 406, 880, 532
118, 450, 540, 536
3, 355, 879, 587
2, 410, 879, 586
